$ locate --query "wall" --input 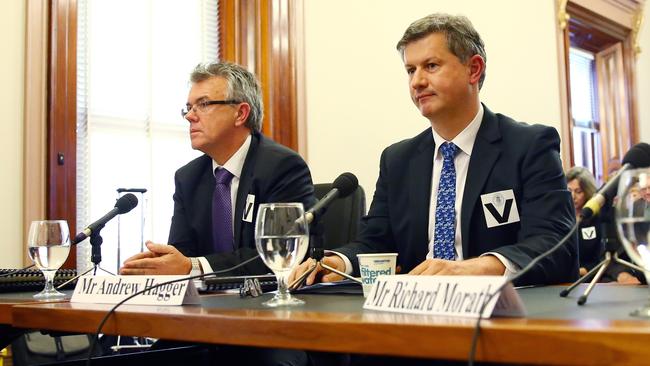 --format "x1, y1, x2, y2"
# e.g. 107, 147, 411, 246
637, 15, 650, 144
304, 0, 562, 206
0, 1, 25, 267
